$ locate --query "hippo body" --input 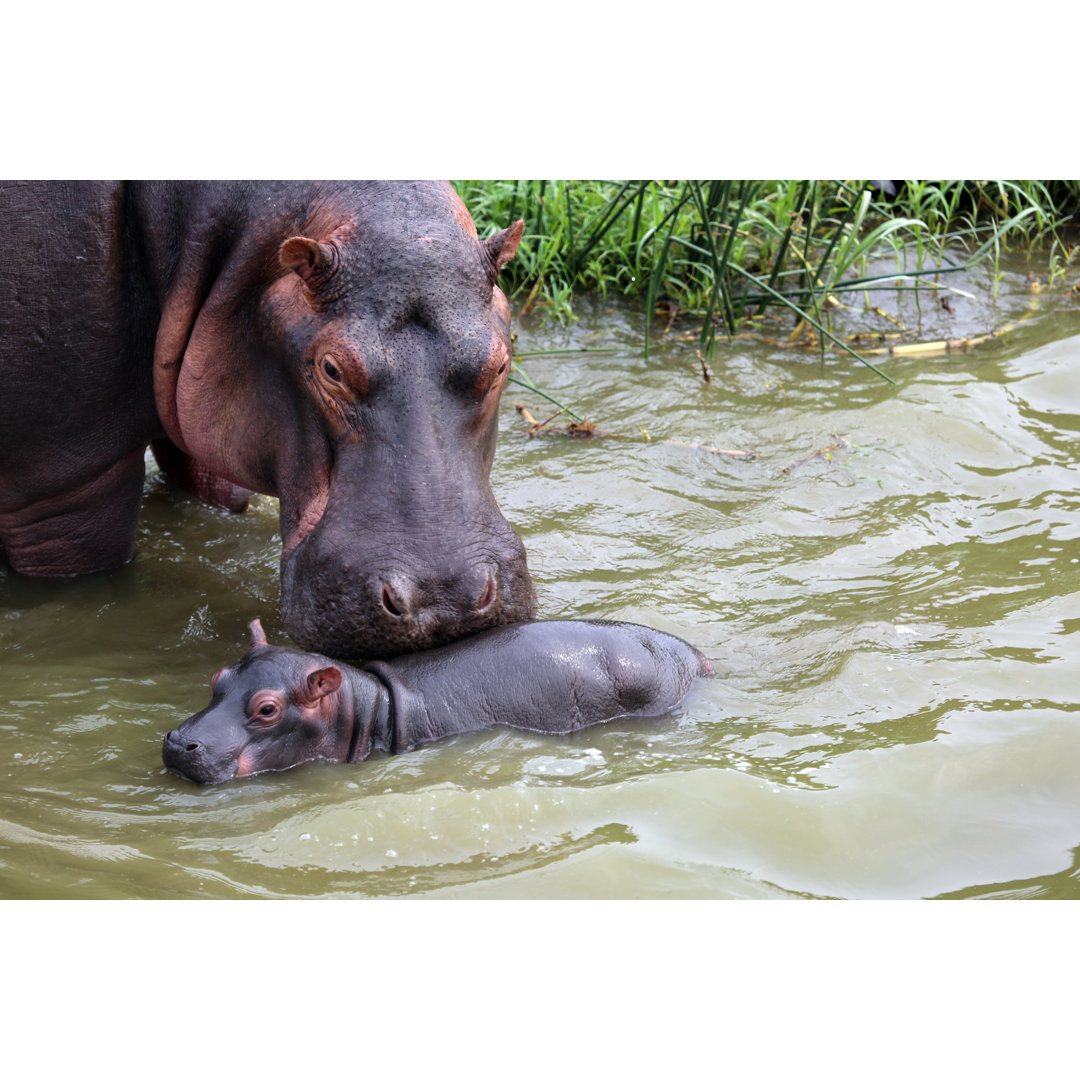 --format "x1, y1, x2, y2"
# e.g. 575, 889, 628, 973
162, 619, 713, 784
0, 181, 533, 659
